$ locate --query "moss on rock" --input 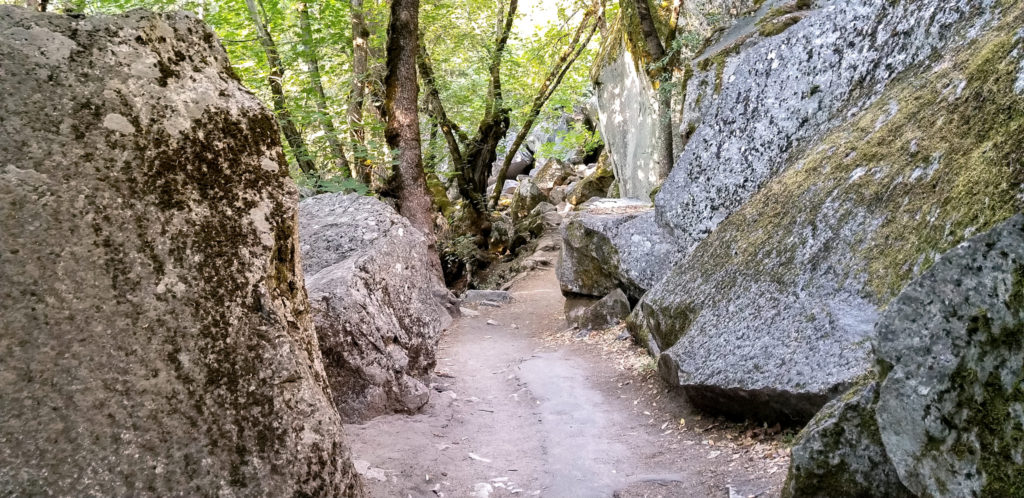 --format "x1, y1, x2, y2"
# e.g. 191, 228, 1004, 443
782, 372, 912, 498
679, 4, 1023, 305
